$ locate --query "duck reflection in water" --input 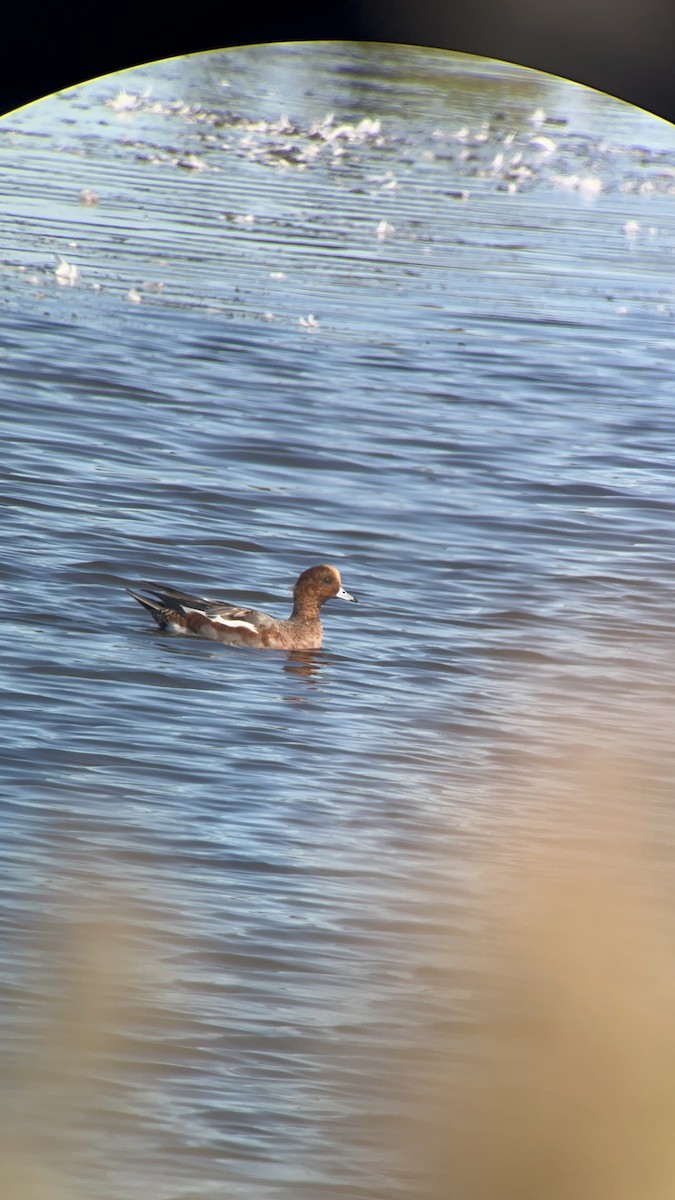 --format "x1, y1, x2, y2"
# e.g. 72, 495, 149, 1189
284, 648, 327, 684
